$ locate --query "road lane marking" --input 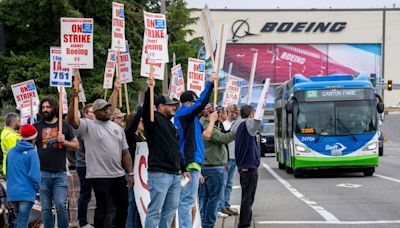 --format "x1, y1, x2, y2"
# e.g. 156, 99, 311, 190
257, 220, 400, 224
374, 174, 400, 183
262, 163, 339, 222
336, 183, 362, 188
